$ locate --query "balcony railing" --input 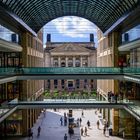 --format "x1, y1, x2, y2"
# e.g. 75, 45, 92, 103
0, 67, 140, 75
